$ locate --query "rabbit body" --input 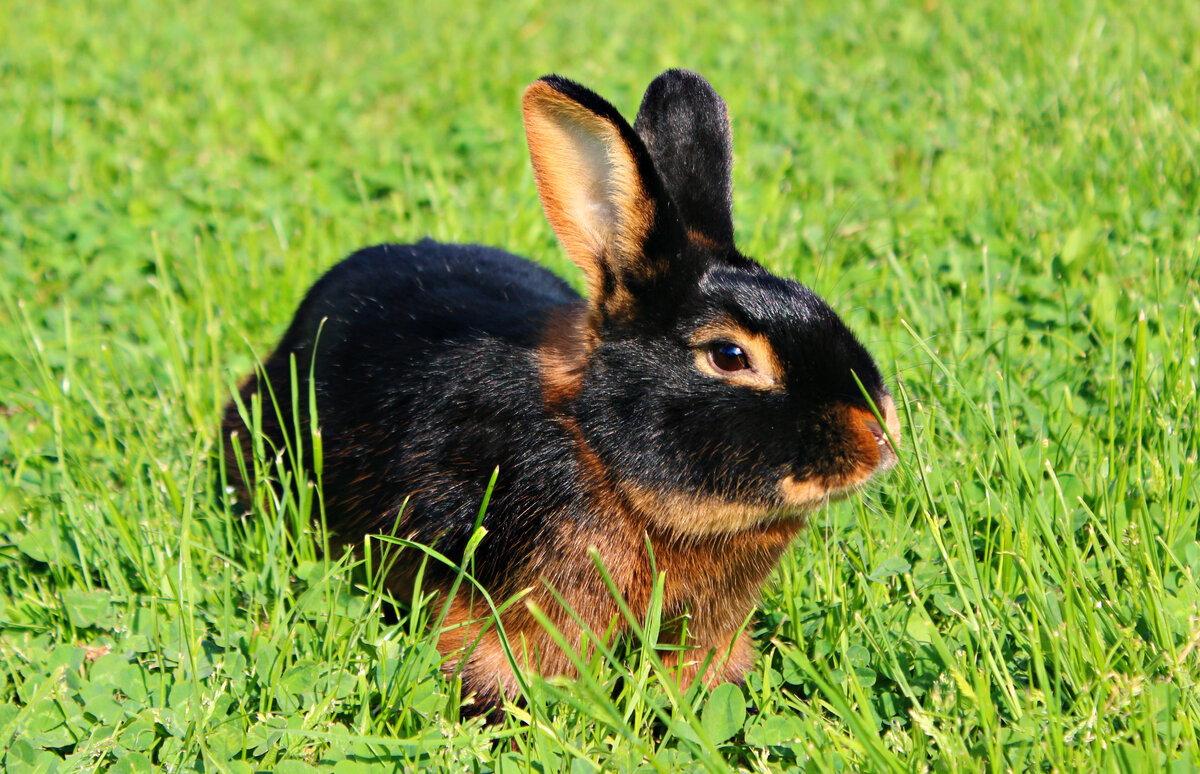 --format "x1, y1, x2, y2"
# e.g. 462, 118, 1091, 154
234, 240, 581, 554
223, 71, 899, 715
